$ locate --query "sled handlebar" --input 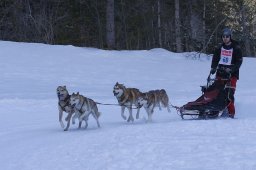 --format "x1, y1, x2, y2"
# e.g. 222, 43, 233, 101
207, 75, 230, 82
206, 71, 231, 88
206, 73, 211, 88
